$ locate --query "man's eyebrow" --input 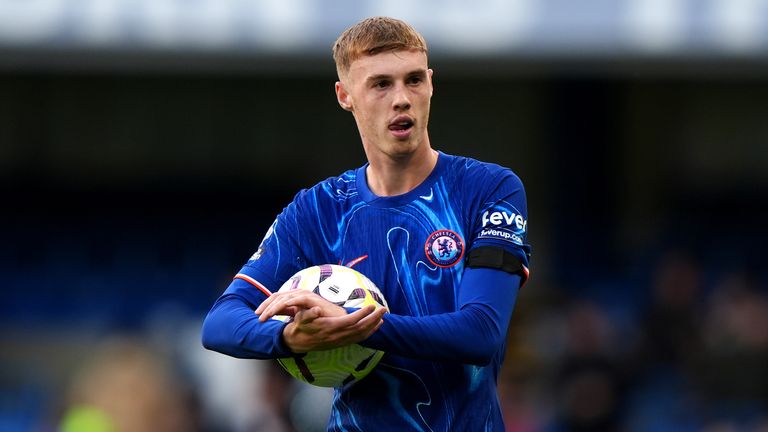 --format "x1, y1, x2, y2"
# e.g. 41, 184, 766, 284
406, 69, 428, 78
365, 69, 427, 83
365, 74, 392, 83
